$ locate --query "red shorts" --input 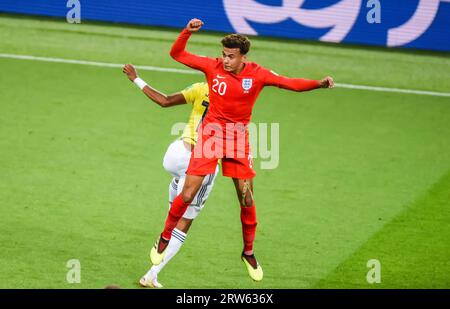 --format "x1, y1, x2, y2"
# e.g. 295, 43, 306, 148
186, 131, 256, 179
